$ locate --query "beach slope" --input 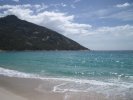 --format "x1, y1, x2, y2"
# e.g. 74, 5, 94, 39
0, 87, 27, 100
